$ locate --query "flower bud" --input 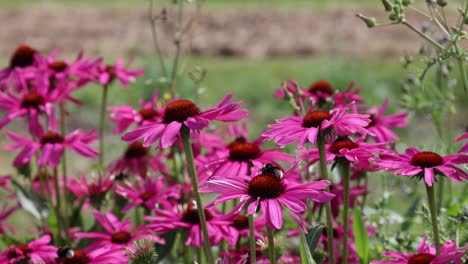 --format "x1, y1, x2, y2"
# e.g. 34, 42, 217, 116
402, 0, 413, 6
381, 0, 393, 11
357, 14, 377, 28
436, 0, 447, 7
